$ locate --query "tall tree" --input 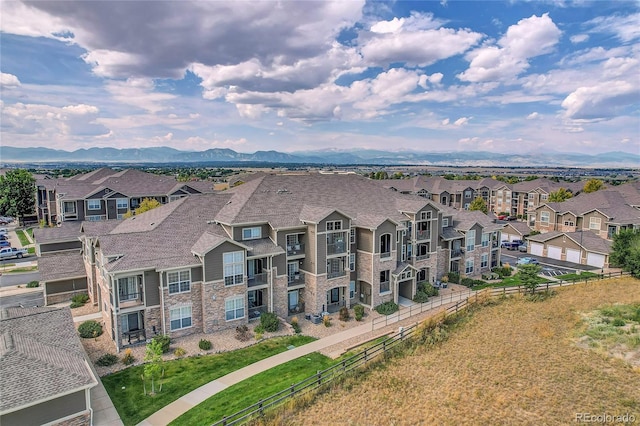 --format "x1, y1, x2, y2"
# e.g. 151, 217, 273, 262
468, 197, 488, 214
123, 197, 161, 218
583, 178, 604, 193
548, 187, 573, 202
518, 263, 542, 294
609, 229, 640, 277
0, 169, 36, 224
143, 339, 164, 395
